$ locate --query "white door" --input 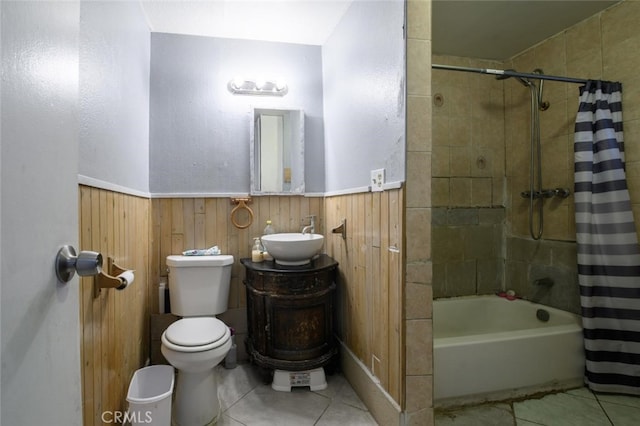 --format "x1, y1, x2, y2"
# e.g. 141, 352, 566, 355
1, 1, 83, 424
